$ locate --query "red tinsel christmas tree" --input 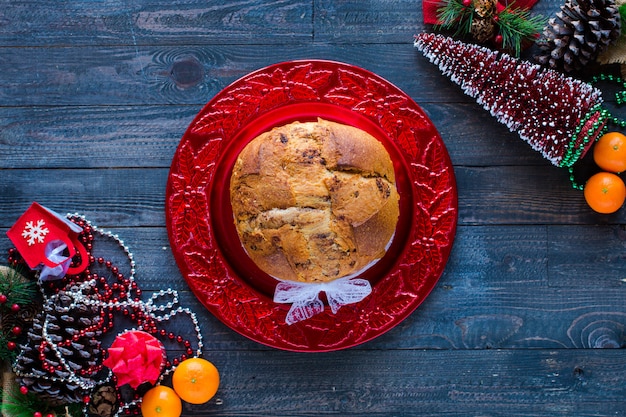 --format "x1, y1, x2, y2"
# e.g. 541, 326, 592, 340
414, 33, 609, 169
